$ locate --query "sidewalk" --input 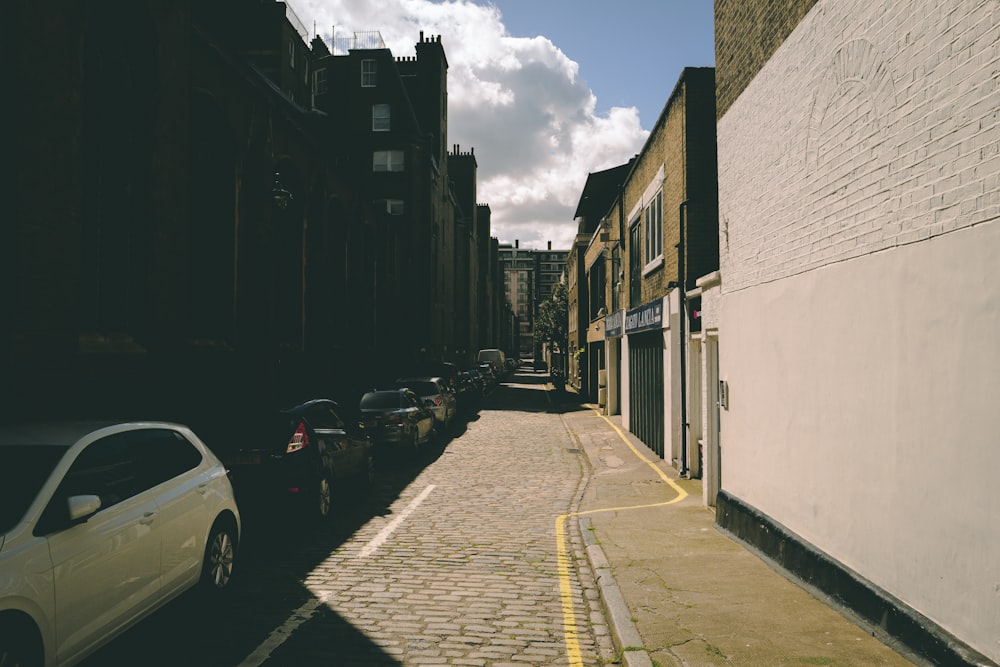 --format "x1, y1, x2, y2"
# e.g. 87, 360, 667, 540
554, 393, 922, 667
